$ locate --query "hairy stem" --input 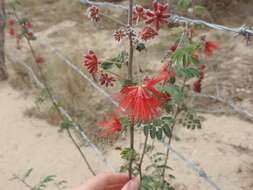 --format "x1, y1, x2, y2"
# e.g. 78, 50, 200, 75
127, 0, 135, 179
138, 134, 148, 181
